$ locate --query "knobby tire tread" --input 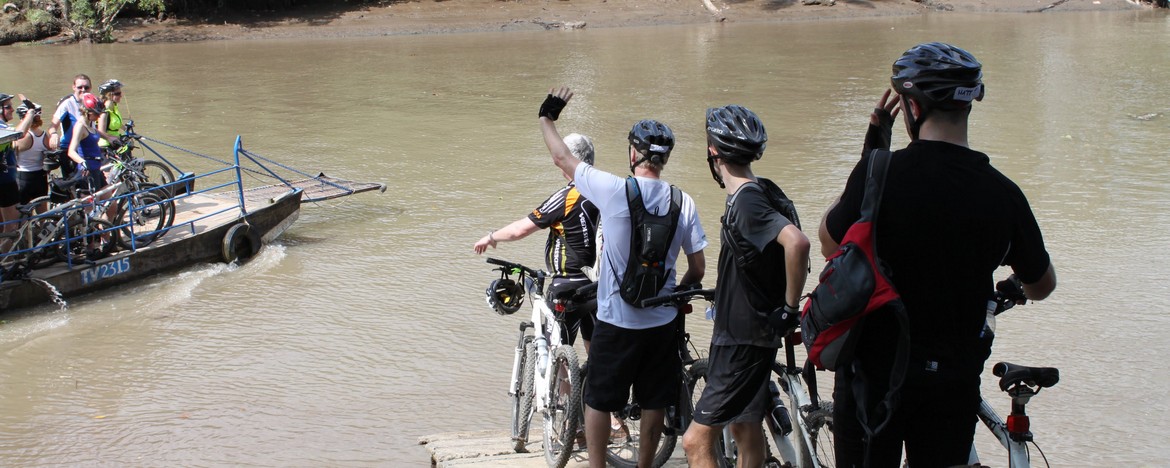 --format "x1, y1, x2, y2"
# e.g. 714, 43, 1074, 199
512, 339, 536, 453
543, 345, 582, 468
